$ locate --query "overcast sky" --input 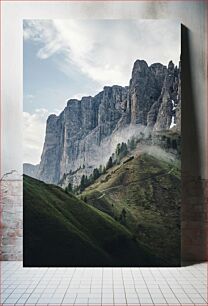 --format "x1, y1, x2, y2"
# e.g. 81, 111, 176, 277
23, 19, 180, 165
